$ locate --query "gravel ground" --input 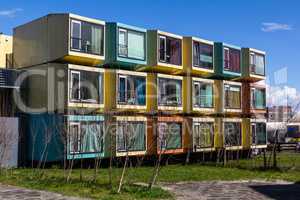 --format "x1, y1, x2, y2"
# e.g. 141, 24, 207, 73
0, 184, 88, 200
162, 180, 300, 200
